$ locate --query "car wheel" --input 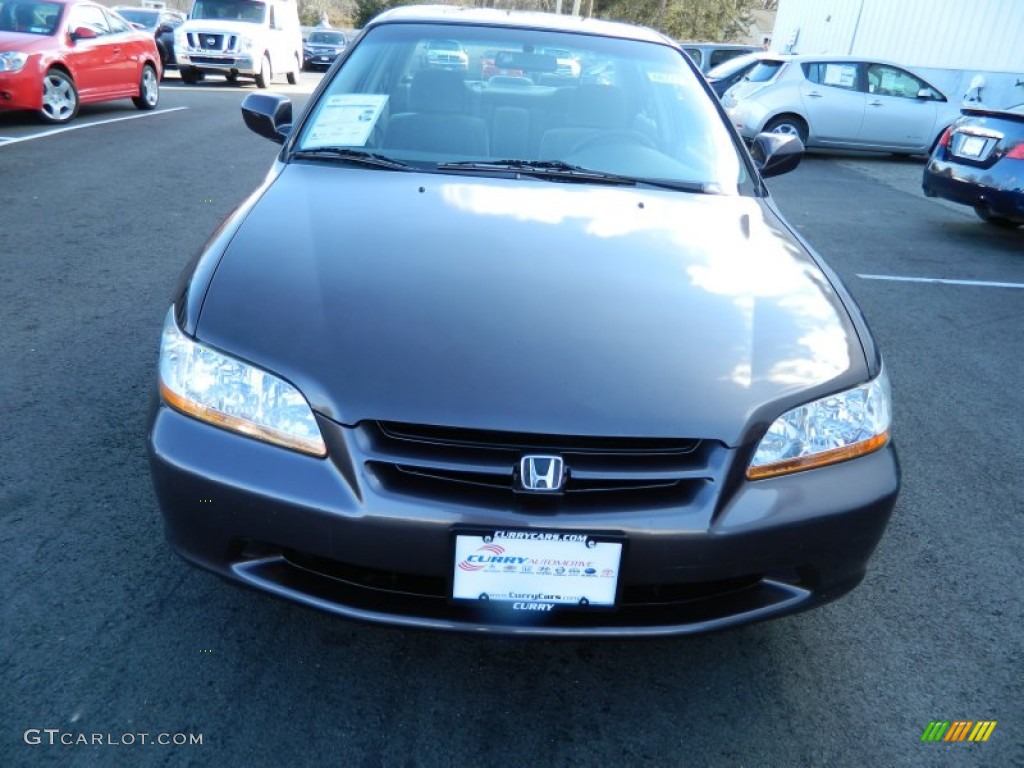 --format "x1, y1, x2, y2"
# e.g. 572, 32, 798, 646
255, 55, 271, 89
38, 69, 78, 124
974, 205, 1023, 228
225, 72, 239, 83
286, 55, 299, 85
132, 64, 160, 110
180, 67, 201, 85
765, 116, 808, 144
